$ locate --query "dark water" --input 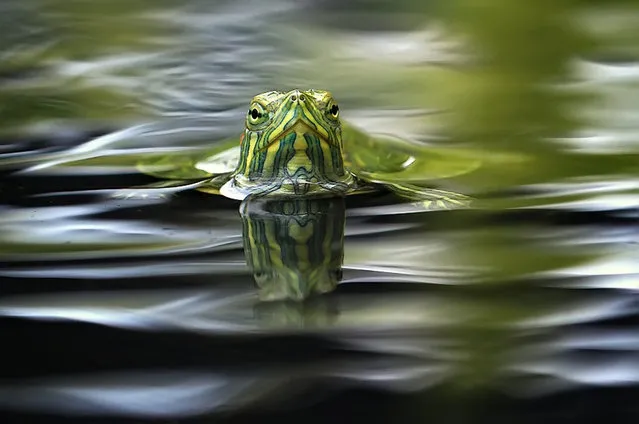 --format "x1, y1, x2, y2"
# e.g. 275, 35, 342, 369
1, 1, 638, 423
